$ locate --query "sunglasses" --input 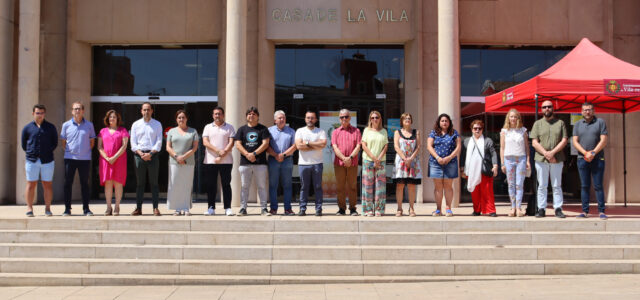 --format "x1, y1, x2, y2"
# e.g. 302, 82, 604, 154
370, 116, 380, 120
541, 105, 553, 109
339, 116, 350, 119
472, 127, 483, 131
